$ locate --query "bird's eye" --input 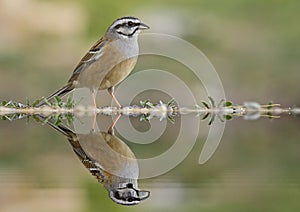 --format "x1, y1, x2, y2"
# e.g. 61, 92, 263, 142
127, 21, 134, 27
